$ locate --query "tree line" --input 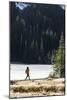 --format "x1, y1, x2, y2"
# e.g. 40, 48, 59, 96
10, 2, 65, 77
